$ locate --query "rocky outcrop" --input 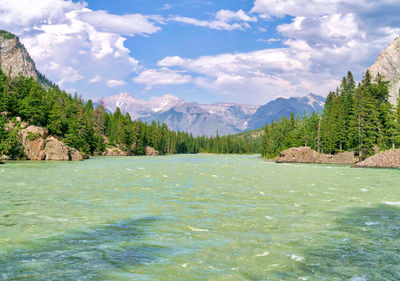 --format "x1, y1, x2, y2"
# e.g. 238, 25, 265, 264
17, 125, 85, 161
0, 30, 38, 80
19, 125, 47, 160
102, 146, 128, 156
368, 36, 400, 105
275, 147, 358, 164
145, 146, 159, 156
354, 149, 400, 168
